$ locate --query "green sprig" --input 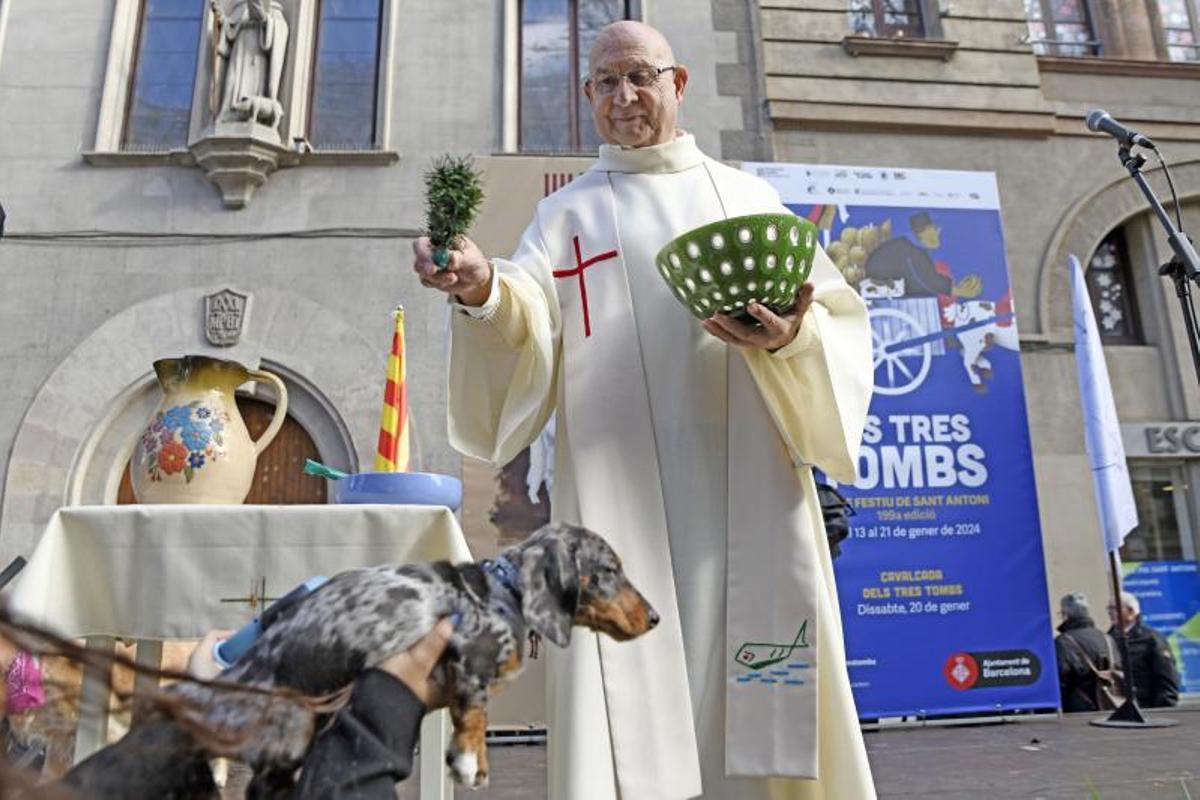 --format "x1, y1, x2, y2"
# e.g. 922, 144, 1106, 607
424, 154, 485, 269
